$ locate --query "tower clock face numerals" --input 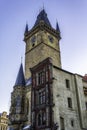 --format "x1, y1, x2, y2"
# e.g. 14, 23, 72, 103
48, 35, 54, 43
